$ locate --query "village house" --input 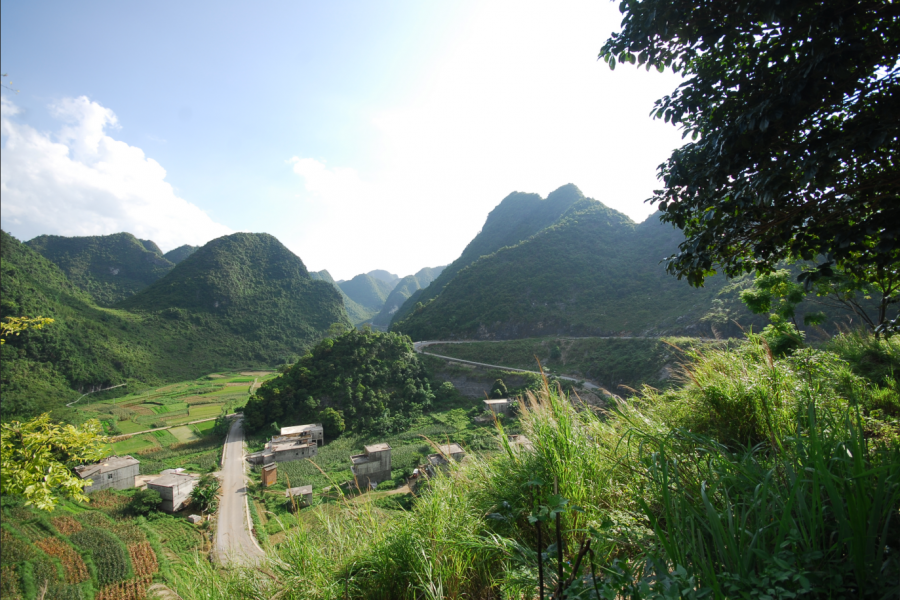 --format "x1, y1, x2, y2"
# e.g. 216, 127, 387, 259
350, 443, 392, 488
146, 469, 199, 512
279, 423, 324, 446
423, 443, 466, 477
247, 436, 319, 465
285, 485, 313, 507
74, 455, 140, 493
484, 398, 511, 416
